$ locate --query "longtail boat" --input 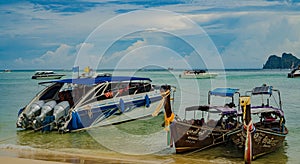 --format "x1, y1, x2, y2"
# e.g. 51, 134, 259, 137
163, 88, 241, 153
227, 85, 288, 163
